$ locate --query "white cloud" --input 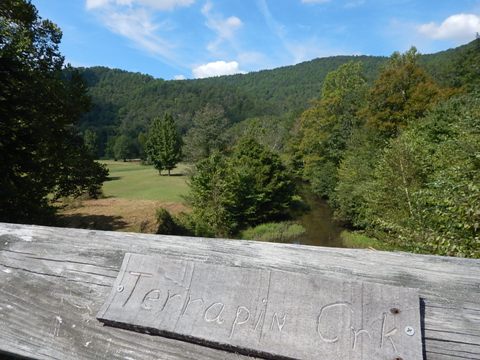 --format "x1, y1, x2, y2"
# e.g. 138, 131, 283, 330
86, 0, 110, 9
138, 0, 195, 11
418, 14, 480, 42
102, 8, 174, 59
201, 1, 243, 53
86, 0, 195, 11
85, 0, 196, 67
192, 60, 244, 78
174, 74, 186, 80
